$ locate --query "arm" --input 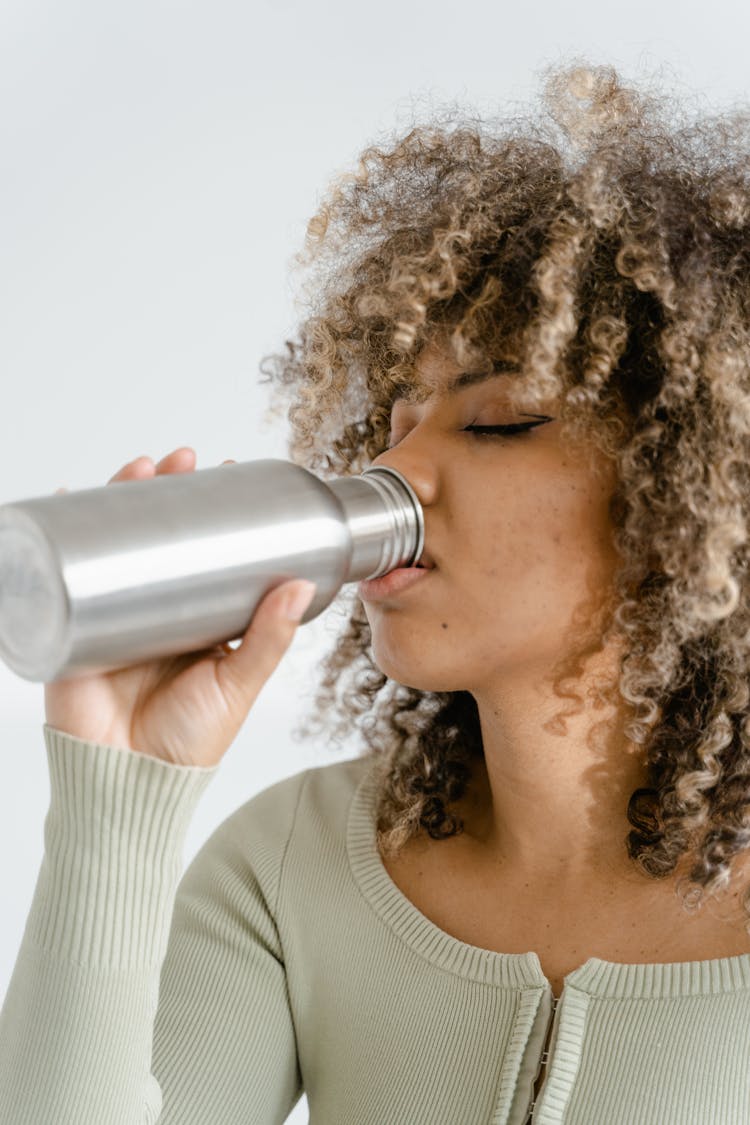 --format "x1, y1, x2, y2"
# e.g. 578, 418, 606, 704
0, 725, 304, 1124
